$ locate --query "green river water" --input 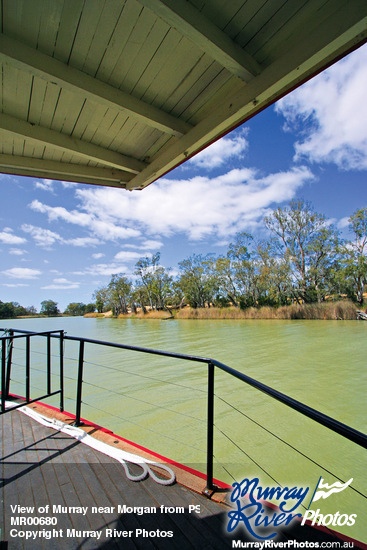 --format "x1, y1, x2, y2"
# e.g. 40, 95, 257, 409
2, 317, 366, 542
